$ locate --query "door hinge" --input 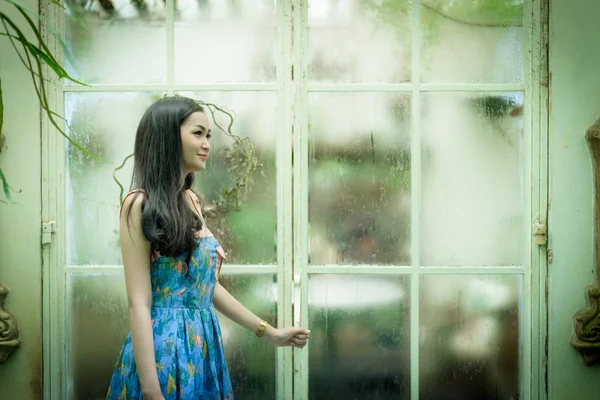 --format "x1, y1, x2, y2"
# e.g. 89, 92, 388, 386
42, 221, 56, 245
533, 220, 547, 246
